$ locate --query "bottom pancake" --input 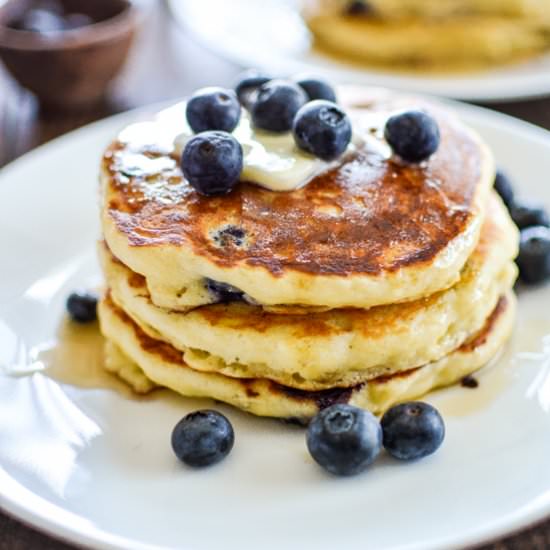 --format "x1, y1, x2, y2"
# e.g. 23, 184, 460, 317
104, 338, 158, 394
98, 292, 516, 421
